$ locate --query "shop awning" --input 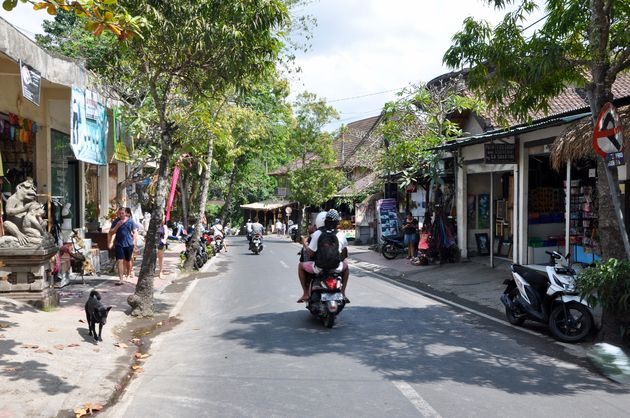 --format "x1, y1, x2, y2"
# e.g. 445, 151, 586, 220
436, 112, 591, 151
240, 200, 293, 211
